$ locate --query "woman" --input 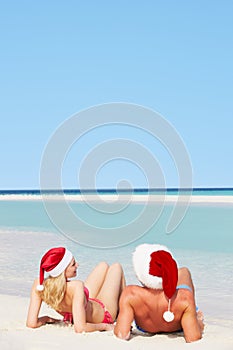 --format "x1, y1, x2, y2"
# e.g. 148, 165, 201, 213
26, 247, 126, 333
